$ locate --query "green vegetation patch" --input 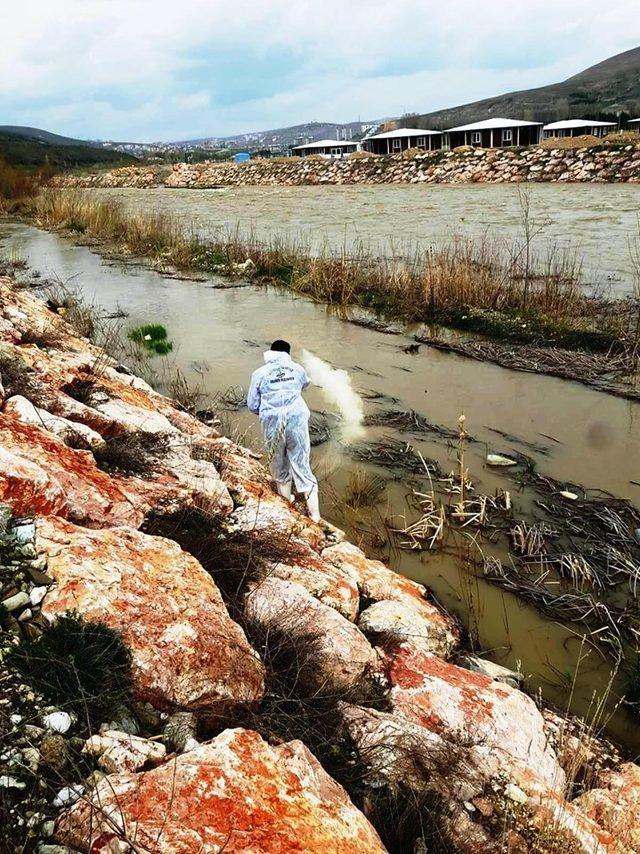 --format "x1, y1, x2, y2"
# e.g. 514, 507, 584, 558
128, 323, 174, 355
